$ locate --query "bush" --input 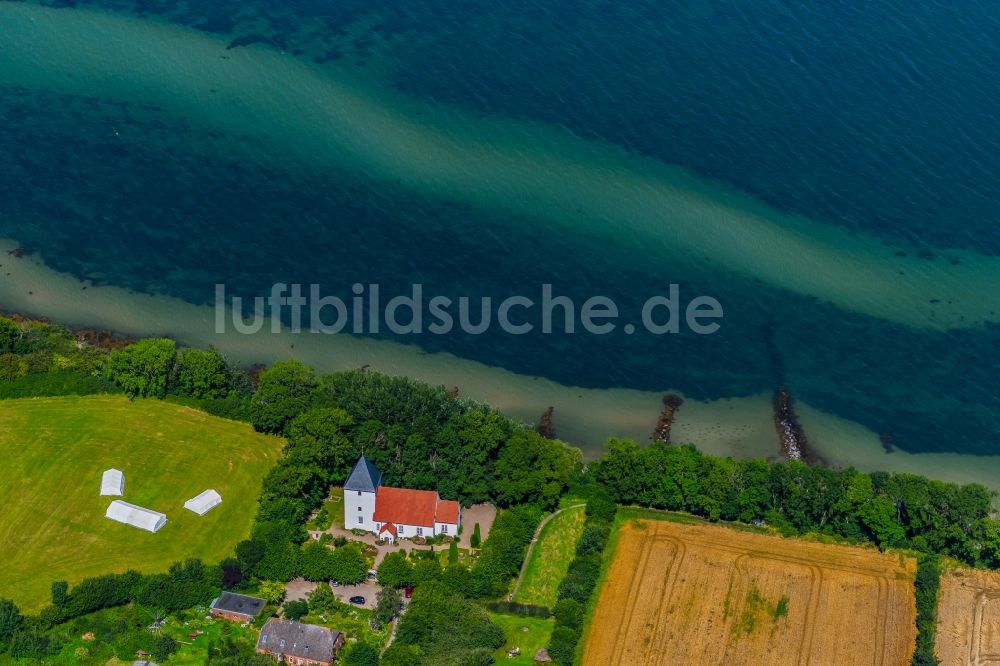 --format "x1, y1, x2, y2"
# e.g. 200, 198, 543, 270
547, 625, 579, 665
283, 600, 309, 621
344, 642, 380, 666
0, 353, 27, 381
0, 369, 119, 398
